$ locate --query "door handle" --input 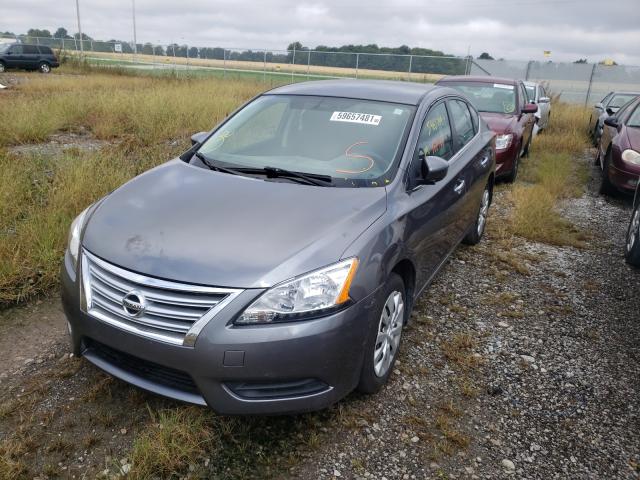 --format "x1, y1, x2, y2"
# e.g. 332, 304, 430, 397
453, 179, 465, 195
